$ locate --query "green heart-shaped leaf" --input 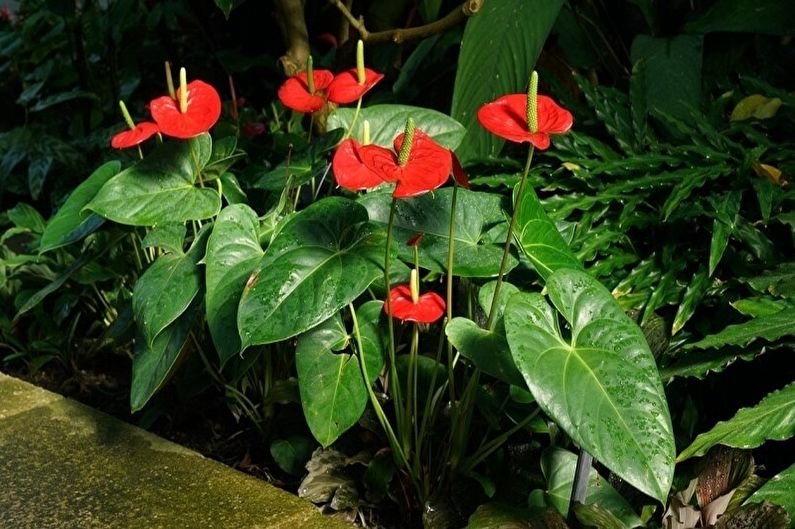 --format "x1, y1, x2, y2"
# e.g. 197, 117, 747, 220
133, 226, 210, 348
88, 141, 220, 226
514, 185, 582, 281
130, 297, 200, 412
39, 160, 120, 253
238, 197, 384, 347
205, 204, 264, 365
328, 104, 465, 150
296, 314, 361, 447
542, 447, 643, 527
505, 268, 674, 503
360, 188, 515, 278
